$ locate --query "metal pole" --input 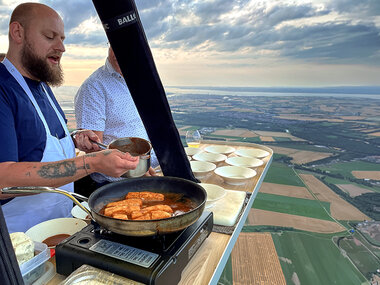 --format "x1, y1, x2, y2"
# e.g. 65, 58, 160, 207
91, 0, 198, 182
